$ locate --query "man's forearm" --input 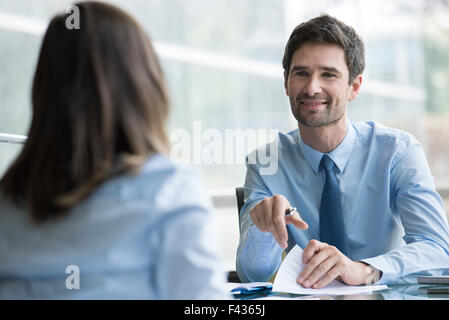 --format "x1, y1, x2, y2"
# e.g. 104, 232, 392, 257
361, 240, 449, 284
237, 223, 283, 282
